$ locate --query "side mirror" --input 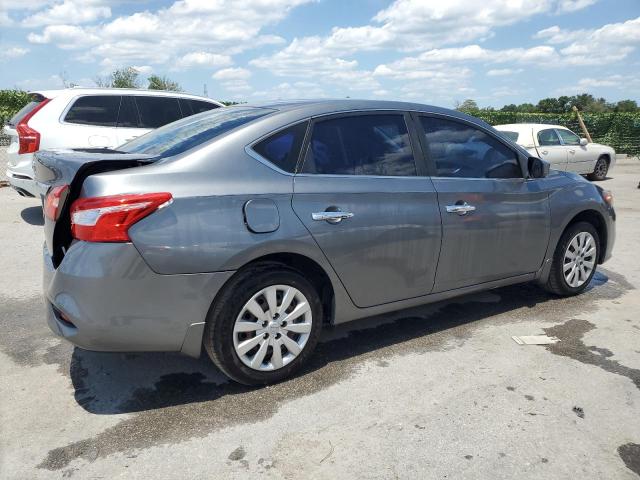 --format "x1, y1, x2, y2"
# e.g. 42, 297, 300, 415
580, 138, 588, 146
528, 157, 550, 179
